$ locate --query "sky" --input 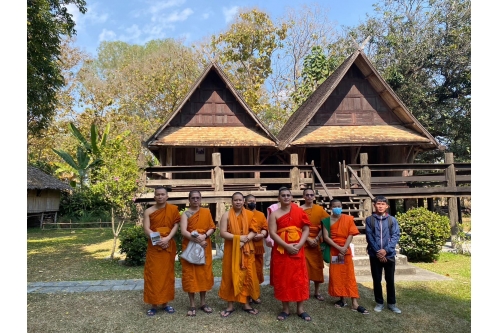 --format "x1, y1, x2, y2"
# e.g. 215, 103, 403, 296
66, 0, 379, 56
